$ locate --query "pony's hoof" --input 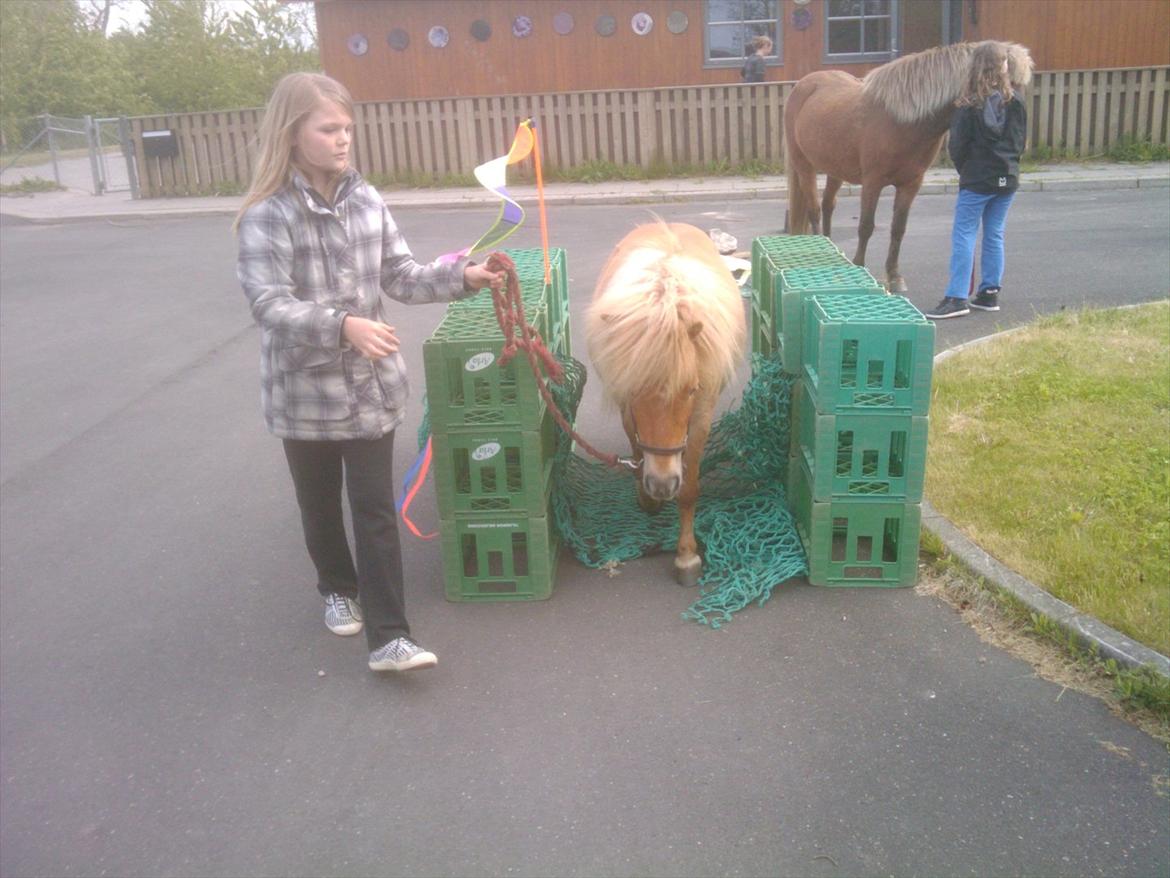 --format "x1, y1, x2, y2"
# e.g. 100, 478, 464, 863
887, 276, 908, 294
674, 556, 702, 587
